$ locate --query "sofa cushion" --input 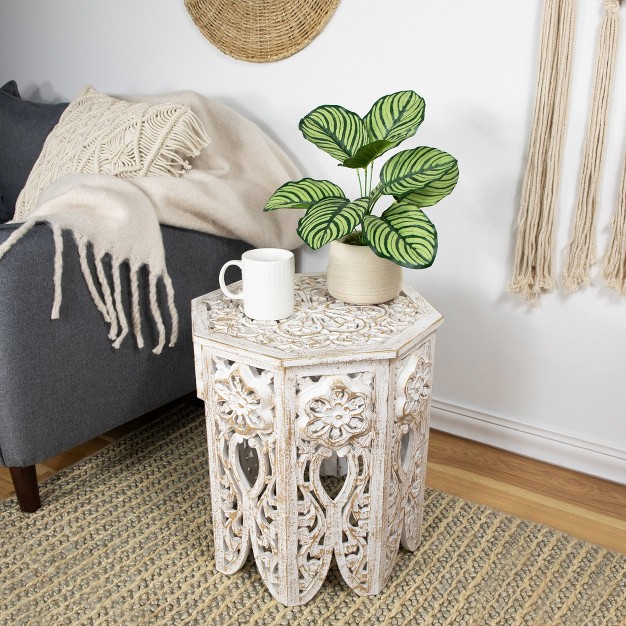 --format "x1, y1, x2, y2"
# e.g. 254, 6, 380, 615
14, 85, 210, 220
0, 81, 67, 222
